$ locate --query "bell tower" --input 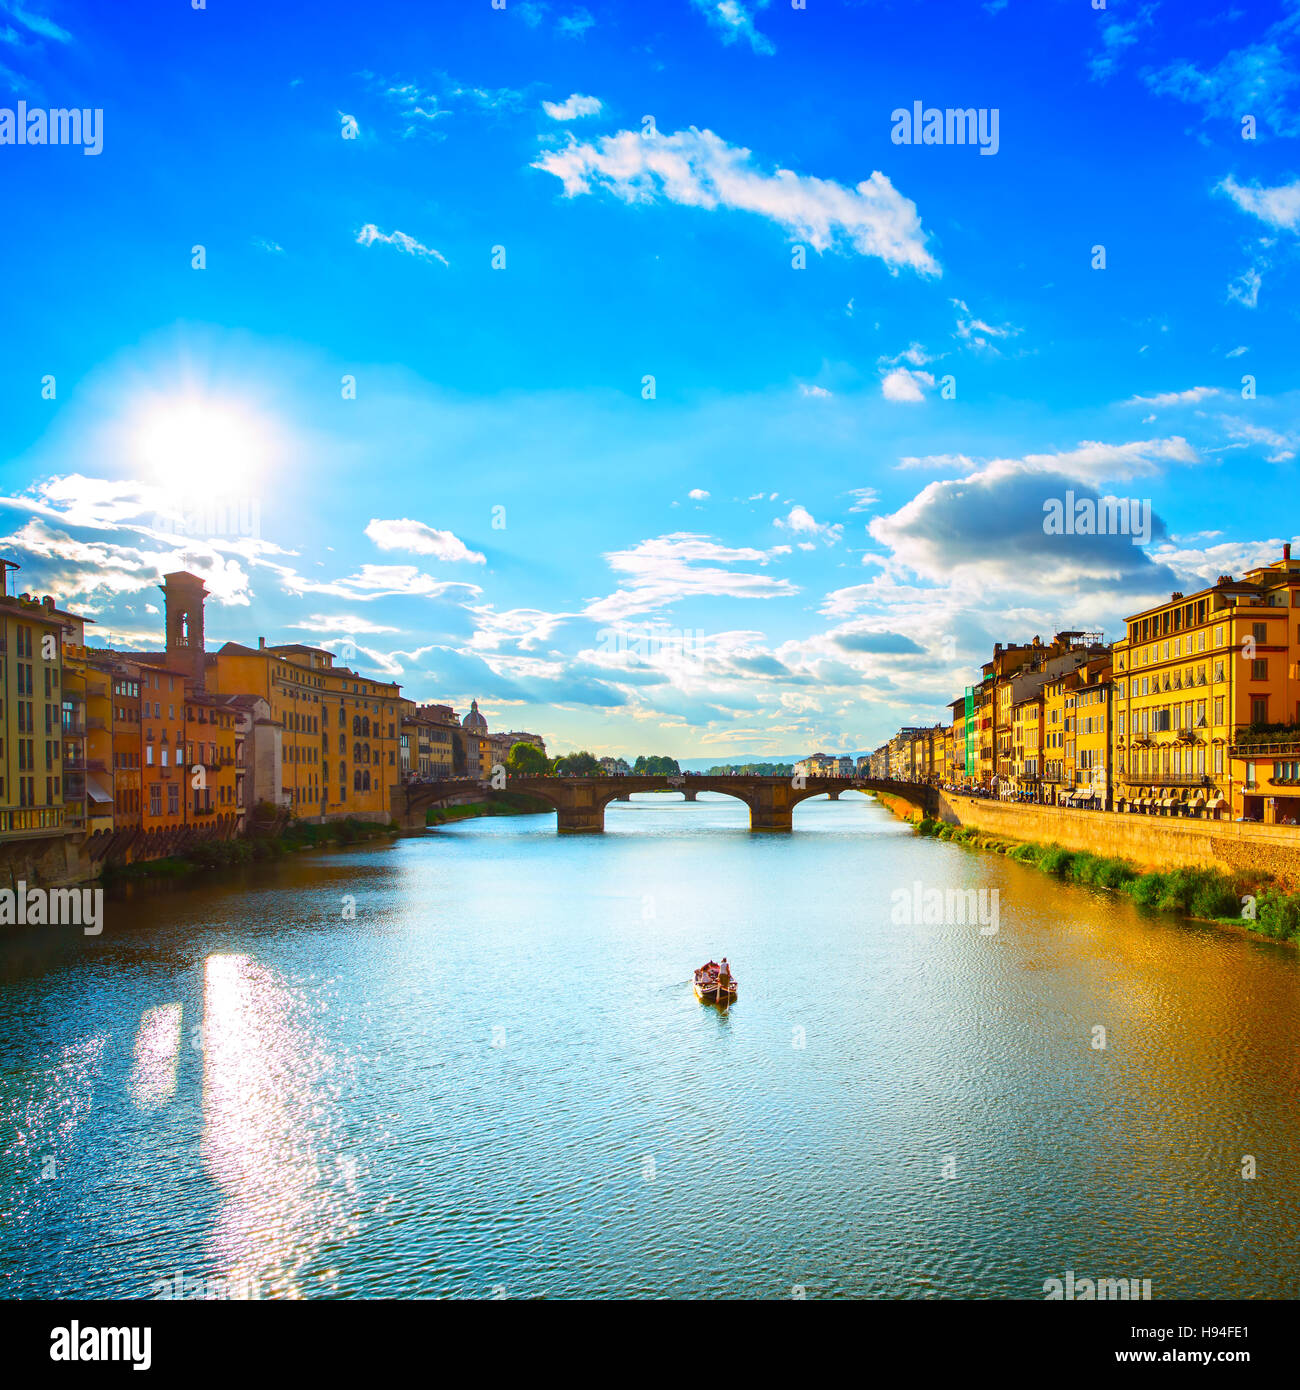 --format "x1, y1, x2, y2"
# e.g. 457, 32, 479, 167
161, 570, 209, 692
